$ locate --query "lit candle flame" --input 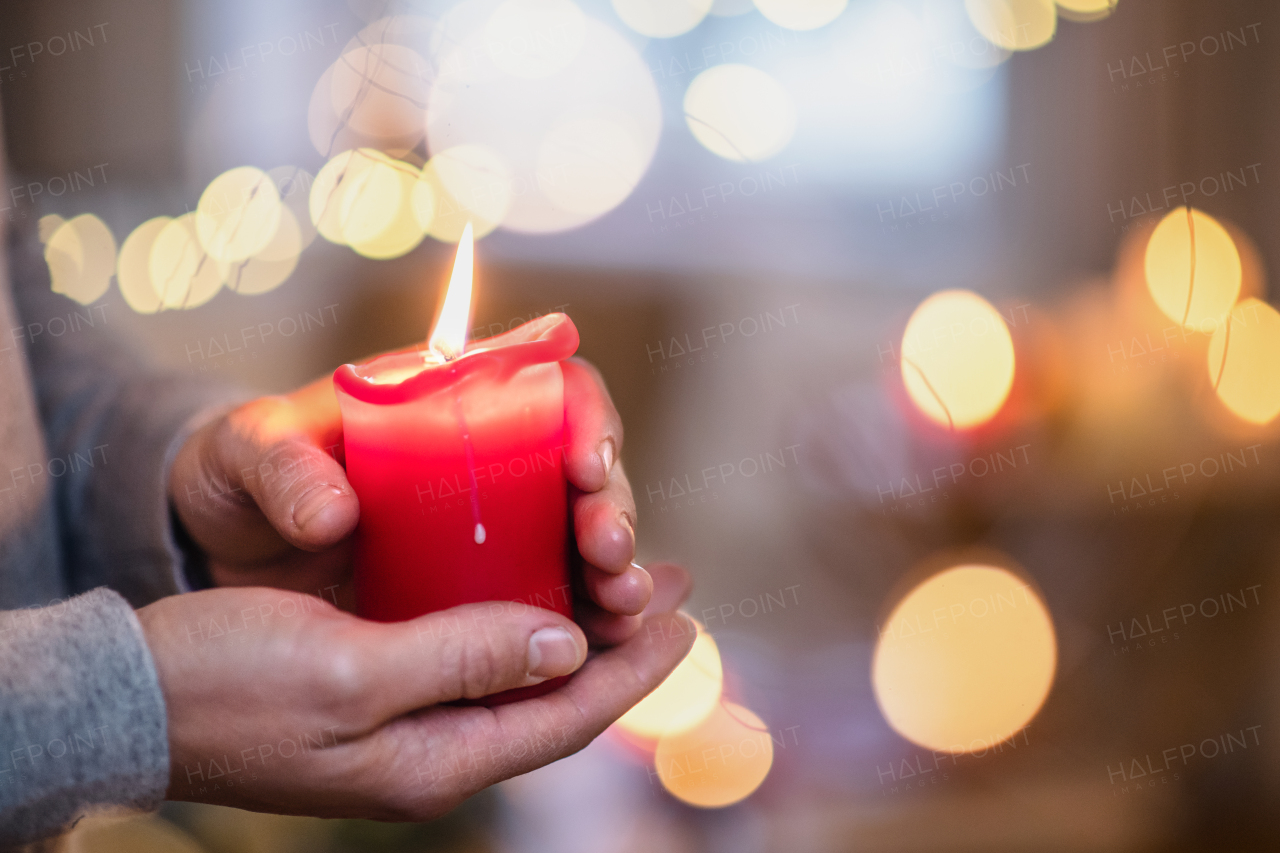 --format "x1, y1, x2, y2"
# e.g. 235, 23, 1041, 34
427, 222, 474, 362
